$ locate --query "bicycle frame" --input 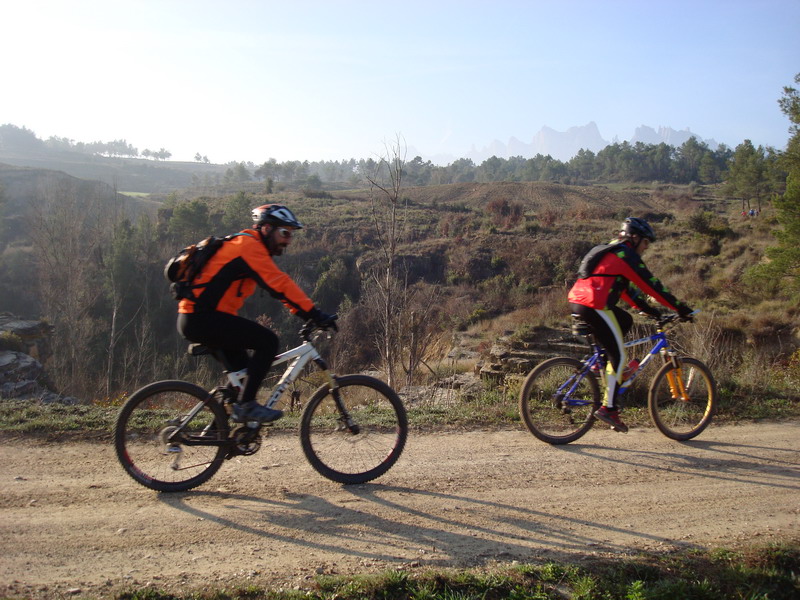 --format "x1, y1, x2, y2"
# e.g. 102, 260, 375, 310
252, 339, 337, 409
620, 327, 692, 401
618, 330, 670, 390
170, 336, 340, 441
560, 319, 690, 408
519, 311, 715, 446
116, 318, 409, 490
